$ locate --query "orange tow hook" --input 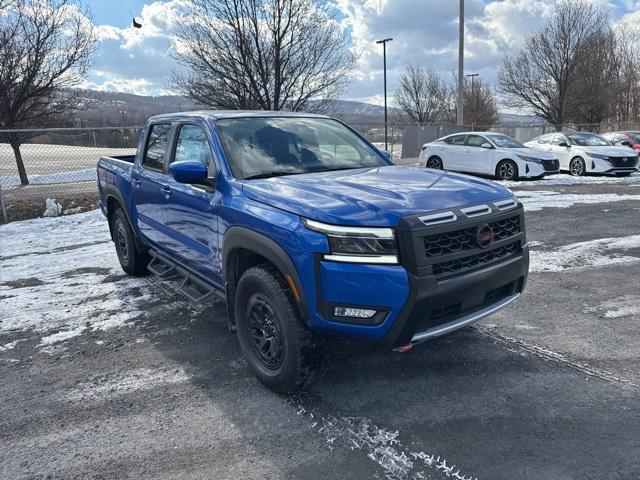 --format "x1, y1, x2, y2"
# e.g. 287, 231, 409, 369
393, 342, 413, 353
